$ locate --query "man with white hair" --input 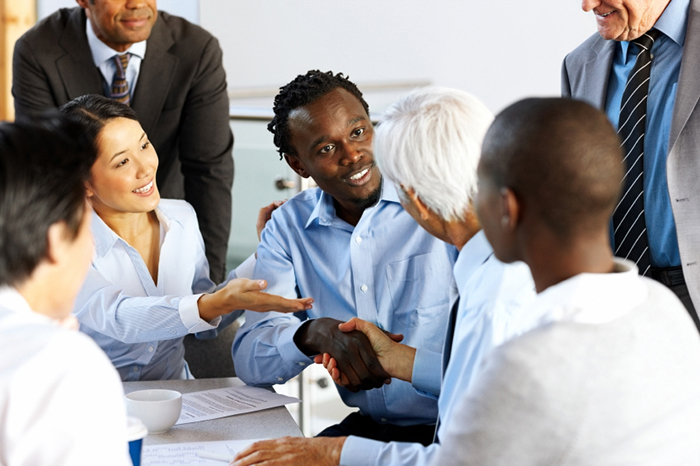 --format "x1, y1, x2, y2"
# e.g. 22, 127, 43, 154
231, 87, 540, 466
